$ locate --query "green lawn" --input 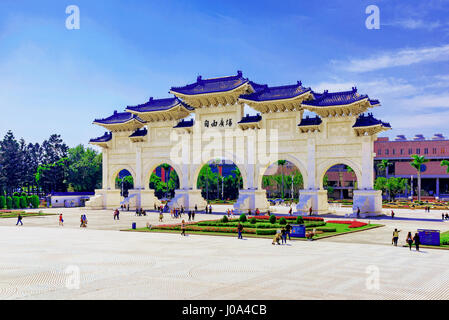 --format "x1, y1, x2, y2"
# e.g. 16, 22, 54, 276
124, 218, 383, 240
0, 211, 57, 218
